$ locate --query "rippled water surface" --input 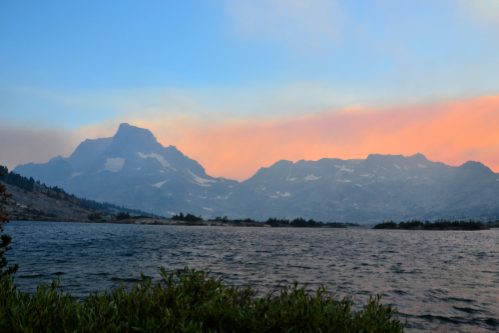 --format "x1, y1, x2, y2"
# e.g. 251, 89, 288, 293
6, 221, 499, 332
